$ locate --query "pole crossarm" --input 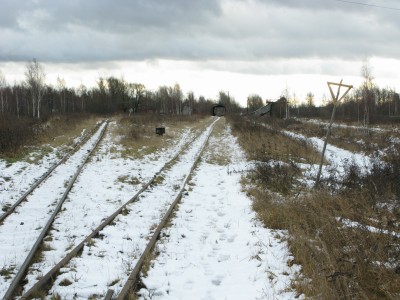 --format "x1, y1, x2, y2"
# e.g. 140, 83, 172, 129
328, 81, 353, 105
327, 81, 353, 88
